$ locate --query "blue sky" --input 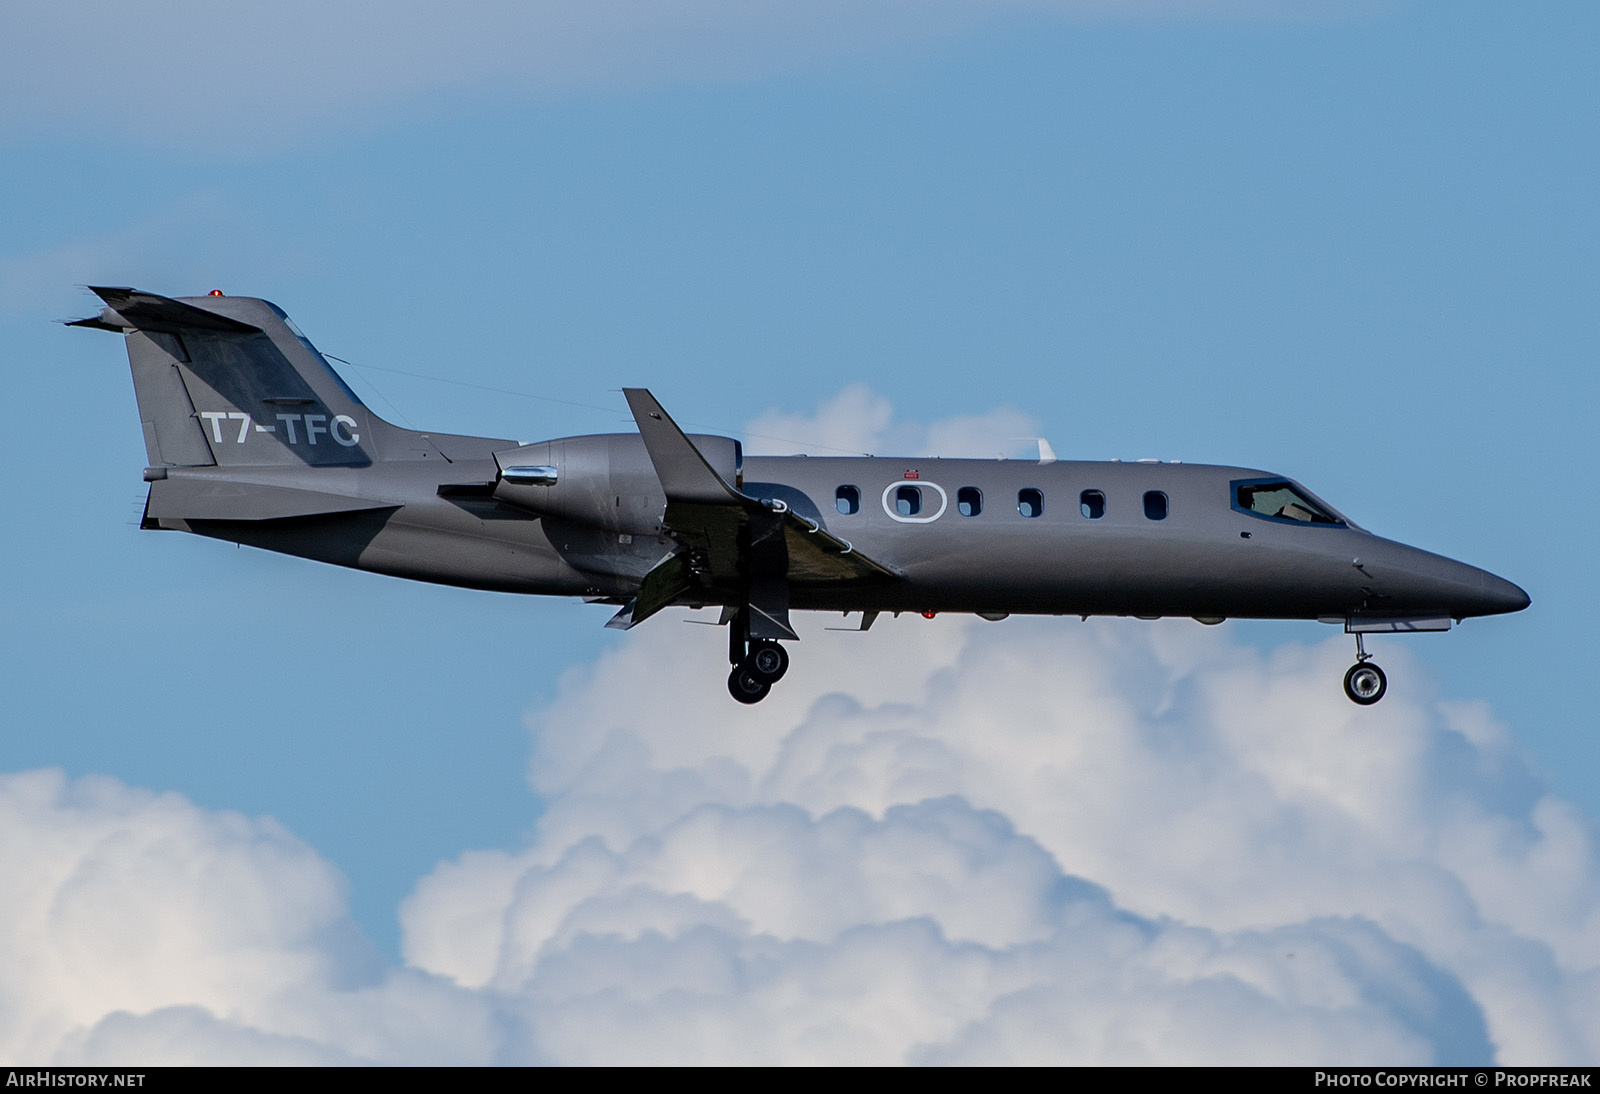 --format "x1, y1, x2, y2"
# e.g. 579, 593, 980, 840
1, 0, 1596, 1064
